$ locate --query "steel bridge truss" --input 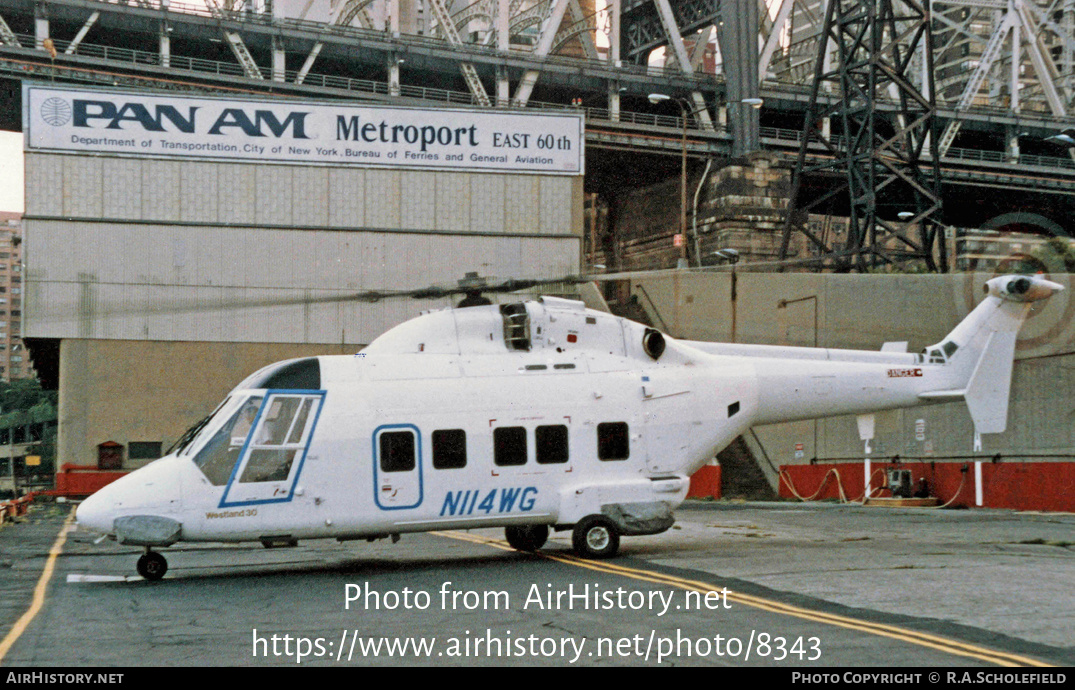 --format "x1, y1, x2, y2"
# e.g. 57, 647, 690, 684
0, 0, 737, 126
3, 0, 1073, 134
768, 0, 1075, 153
779, 0, 947, 272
